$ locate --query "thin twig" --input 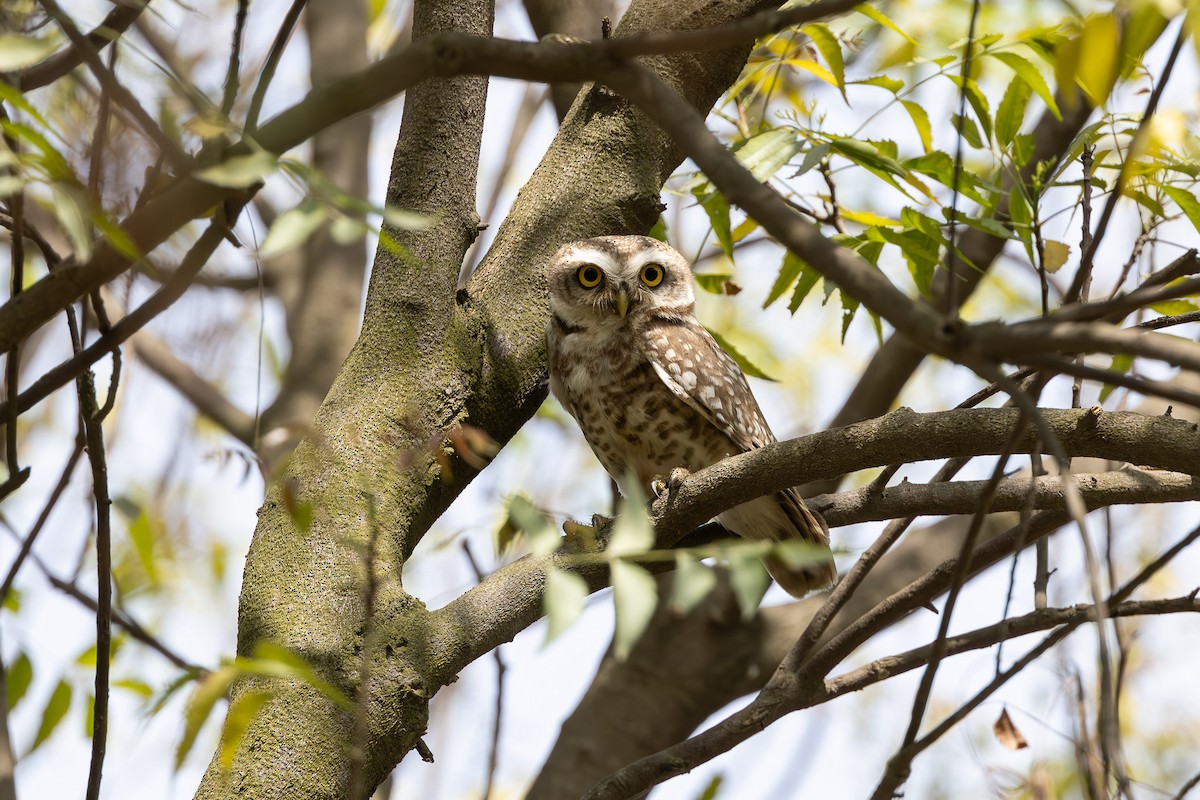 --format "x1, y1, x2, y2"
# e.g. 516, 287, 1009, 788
245, 0, 310, 133
223, 0, 251, 115
15, 1, 147, 91
868, 520, 1200, 800
3, 109, 25, 487
945, 0, 982, 319
0, 213, 247, 421
77, 369, 112, 800
37, 0, 190, 172
895, 406, 1031, 754
1065, 24, 1189, 303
